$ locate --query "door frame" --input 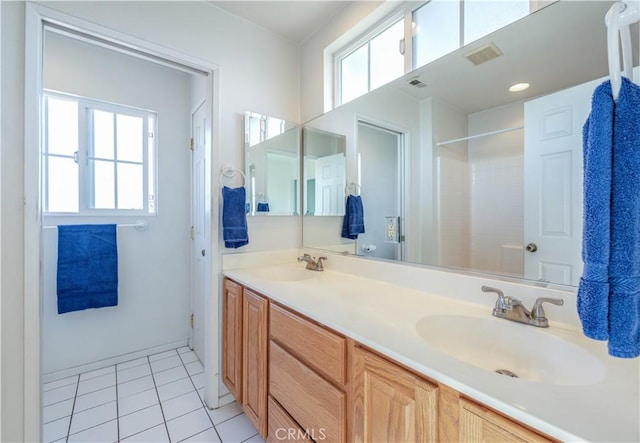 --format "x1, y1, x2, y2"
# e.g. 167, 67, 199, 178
24, 4, 221, 440
355, 115, 409, 261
